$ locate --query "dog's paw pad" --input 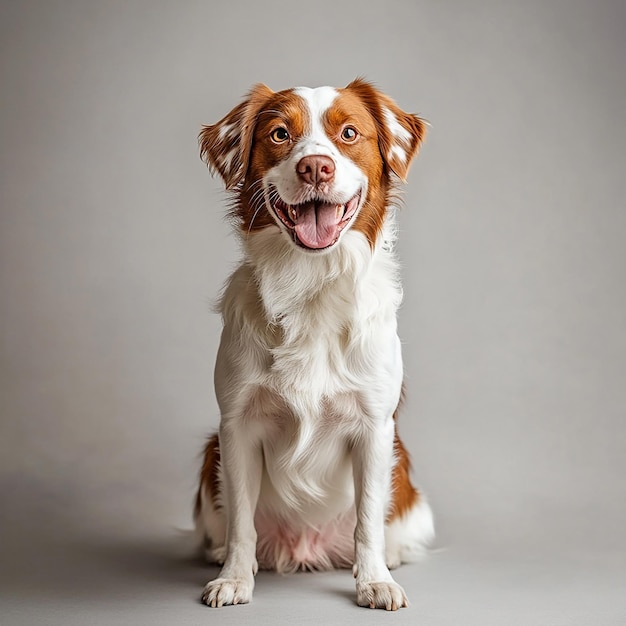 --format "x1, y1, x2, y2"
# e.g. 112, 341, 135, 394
201, 578, 253, 608
356, 581, 408, 611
